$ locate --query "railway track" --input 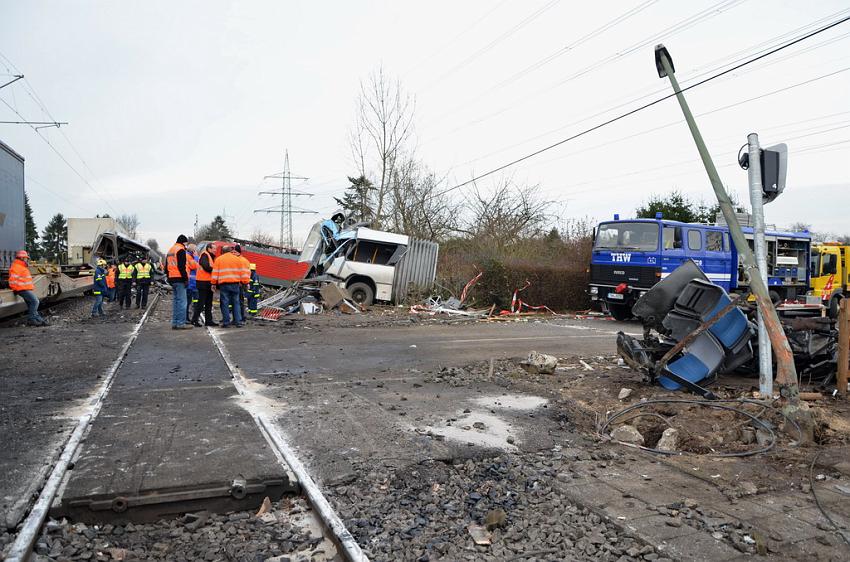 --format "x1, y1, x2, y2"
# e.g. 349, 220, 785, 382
4, 295, 367, 562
